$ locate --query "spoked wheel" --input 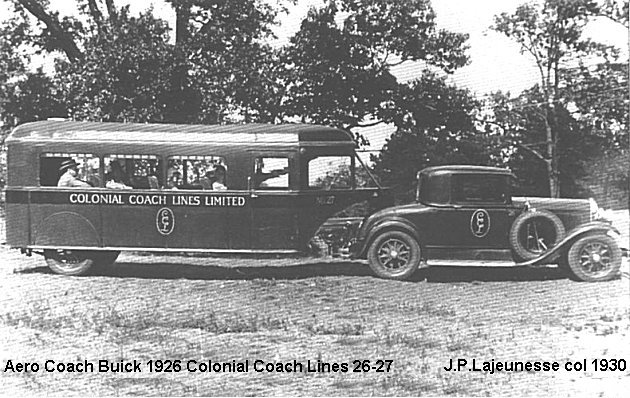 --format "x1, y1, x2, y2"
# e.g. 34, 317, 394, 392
566, 234, 621, 282
367, 231, 421, 280
44, 250, 95, 276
